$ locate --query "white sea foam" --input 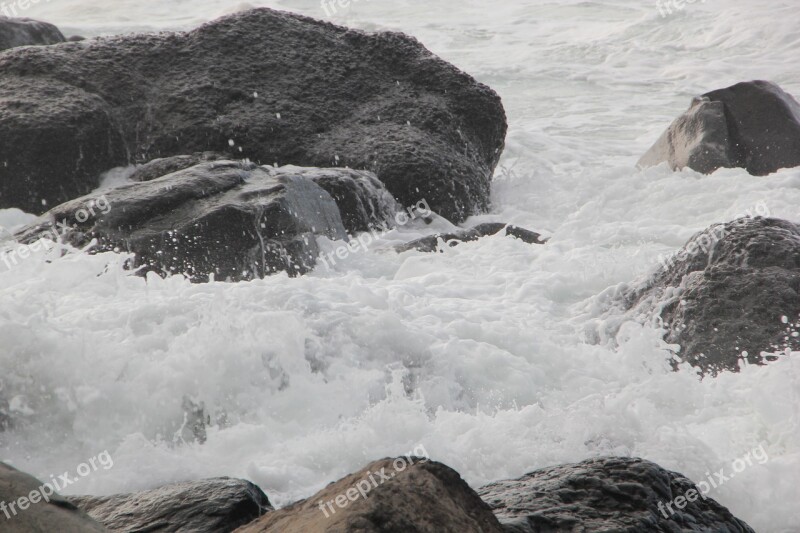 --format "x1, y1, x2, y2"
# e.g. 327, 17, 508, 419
1, 1, 799, 530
